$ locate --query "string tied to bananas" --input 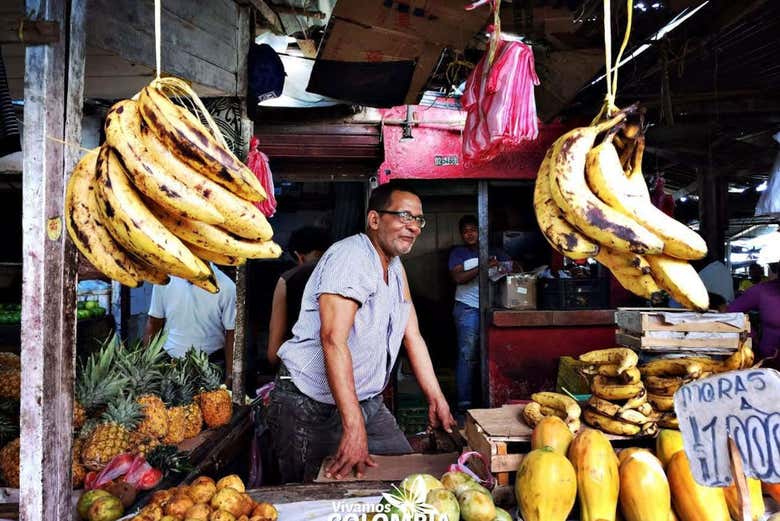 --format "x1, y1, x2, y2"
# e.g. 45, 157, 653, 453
592, 0, 635, 124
